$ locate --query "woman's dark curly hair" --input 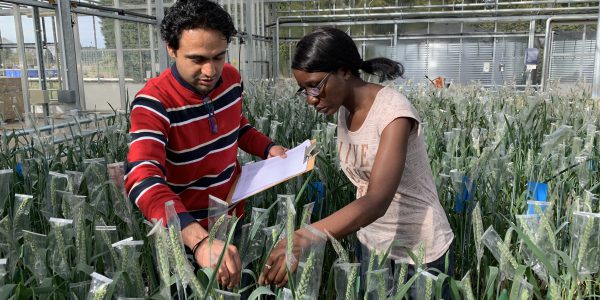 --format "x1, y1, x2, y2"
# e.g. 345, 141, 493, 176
160, 0, 236, 51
